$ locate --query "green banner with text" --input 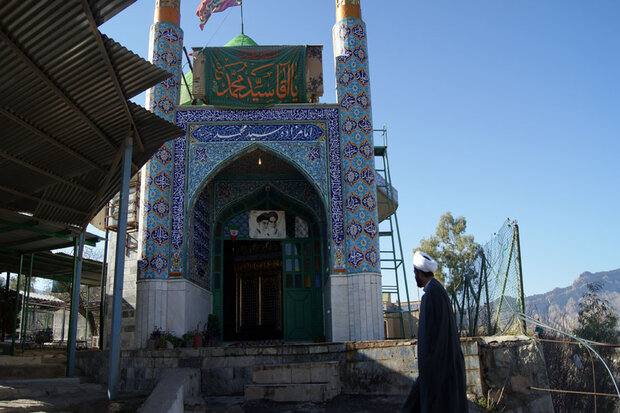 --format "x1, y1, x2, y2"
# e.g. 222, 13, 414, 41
202, 46, 307, 108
